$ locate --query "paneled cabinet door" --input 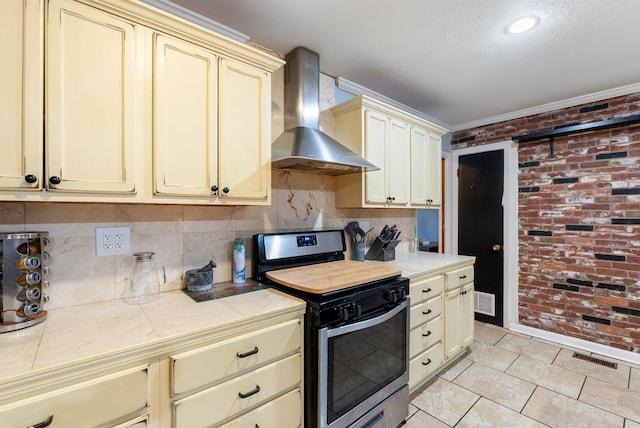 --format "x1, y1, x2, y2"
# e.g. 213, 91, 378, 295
153, 33, 218, 197
445, 282, 474, 358
46, 0, 138, 194
363, 109, 388, 204
386, 118, 411, 205
364, 111, 410, 206
218, 58, 271, 202
0, 0, 43, 190
410, 127, 442, 206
